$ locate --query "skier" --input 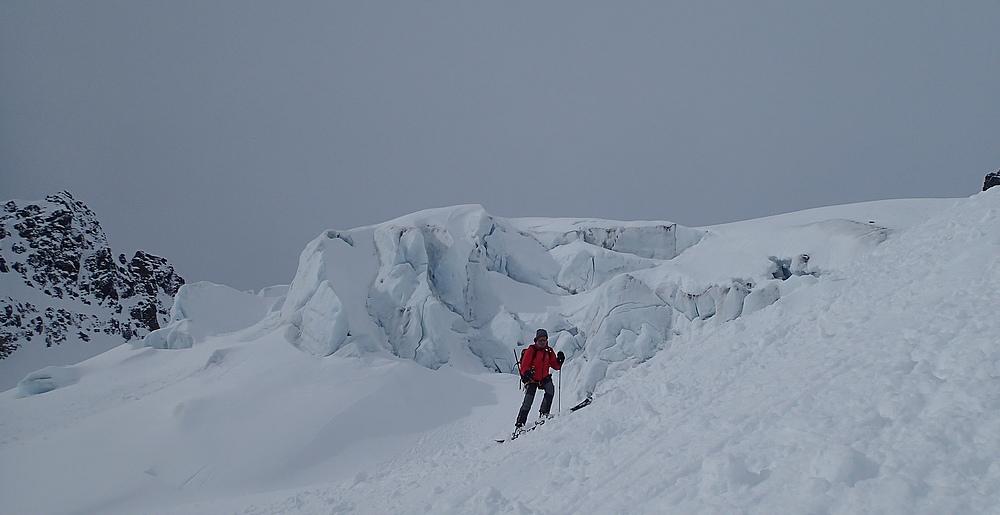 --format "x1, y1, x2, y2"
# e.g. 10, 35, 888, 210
514, 329, 564, 435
